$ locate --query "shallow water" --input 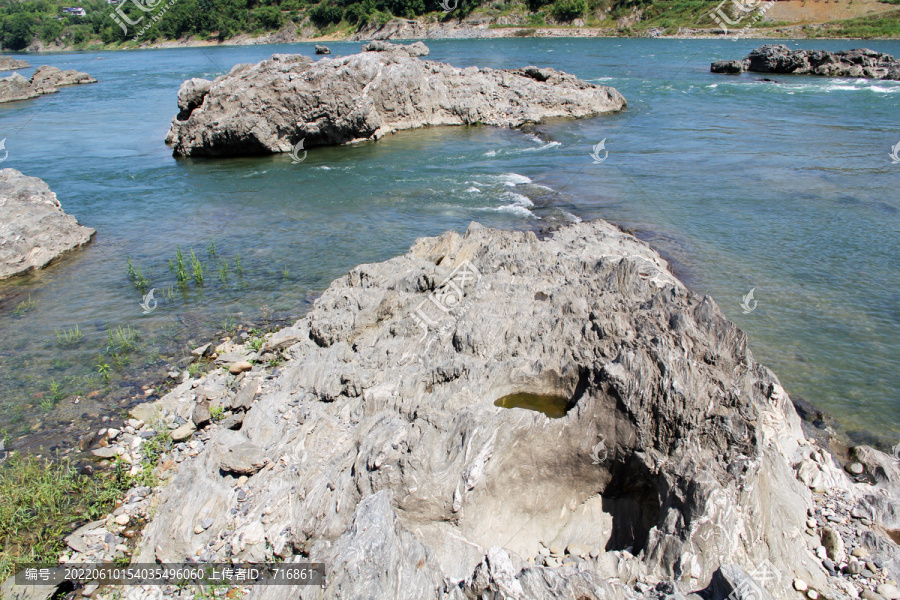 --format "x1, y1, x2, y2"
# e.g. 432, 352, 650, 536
0, 38, 897, 449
